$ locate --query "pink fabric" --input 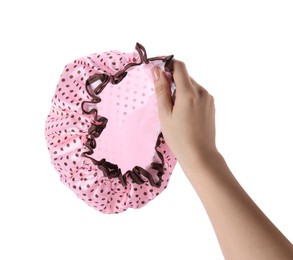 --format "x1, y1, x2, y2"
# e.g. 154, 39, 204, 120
45, 44, 176, 214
